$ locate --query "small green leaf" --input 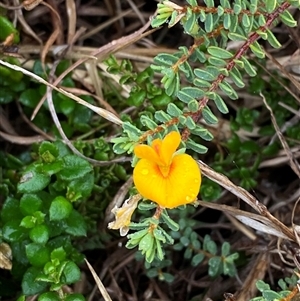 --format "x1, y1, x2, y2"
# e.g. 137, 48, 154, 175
154, 53, 178, 66
58, 155, 92, 181
39, 141, 59, 162
219, 81, 238, 99
207, 46, 233, 59
249, 41, 265, 59
49, 196, 73, 221
242, 14, 250, 28
202, 106, 218, 124
177, 87, 205, 103
3, 220, 26, 242
18, 167, 51, 193
206, 240, 217, 255
51, 247, 66, 261
262, 290, 282, 300
63, 209, 87, 237
208, 56, 227, 67
187, 99, 199, 112
161, 210, 180, 231
29, 225, 49, 244
229, 67, 245, 88
154, 110, 172, 123
193, 78, 211, 88
140, 115, 158, 130
186, 139, 208, 154
63, 261, 81, 284
151, 15, 170, 28
19, 89, 41, 108
233, 3, 242, 14
279, 10, 297, 27
127, 89, 146, 106
204, 13, 214, 32
38, 292, 60, 301
20, 216, 36, 229
194, 68, 216, 81
38, 292, 61, 301
167, 103, 182, 117
266, 29, 281, 48
151, 93, 172, 107
210, 93, 229, 114
208, 256, 222, 277
1, 197, 23, 223
191, 253, 205, 266
190, 127, 214, 141
139, 233, 155, 252
221, 242, 231, 256
195, 48, 207, 63
185, 116, 196, 129
256, 280, 270, 292
156, 240, 165, 261
184, 8, 197, 34
25, 243, 50, 267
22, 267, 48, 295
65, 294, 85, 301
223, 13, 231, 30
265, 0, 276, 13
228, 32, 247, 41
204, 0, 215, 8
240, 57, 257, 77
20, 194, 42, 216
